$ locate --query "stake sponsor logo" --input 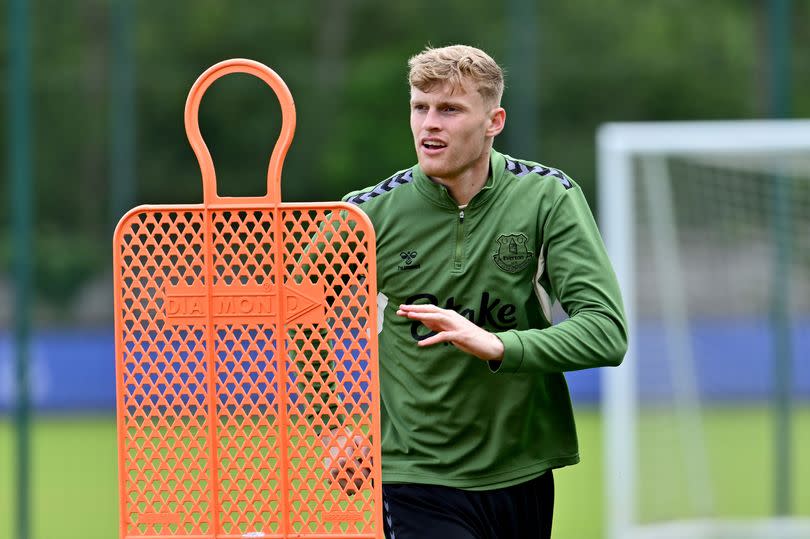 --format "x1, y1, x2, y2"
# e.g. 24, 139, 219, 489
404, 292, 518, 341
